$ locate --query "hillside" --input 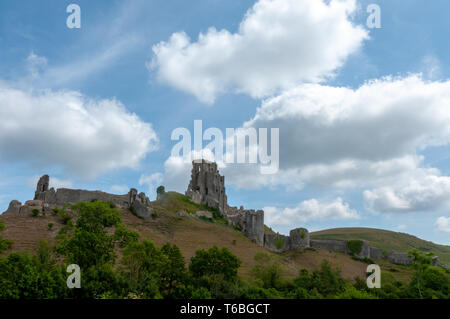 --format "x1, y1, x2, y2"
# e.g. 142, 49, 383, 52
311, 227, 450, 264
0, 192, 392, 283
